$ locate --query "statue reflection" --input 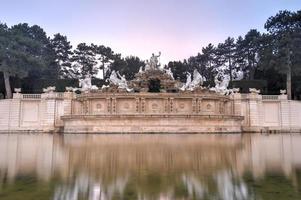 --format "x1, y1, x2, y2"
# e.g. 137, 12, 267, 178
0, 134, 301, 199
